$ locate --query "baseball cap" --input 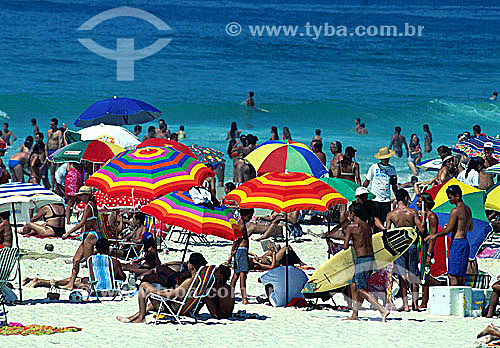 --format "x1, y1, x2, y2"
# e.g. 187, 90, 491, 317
484, 142, 494, 149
